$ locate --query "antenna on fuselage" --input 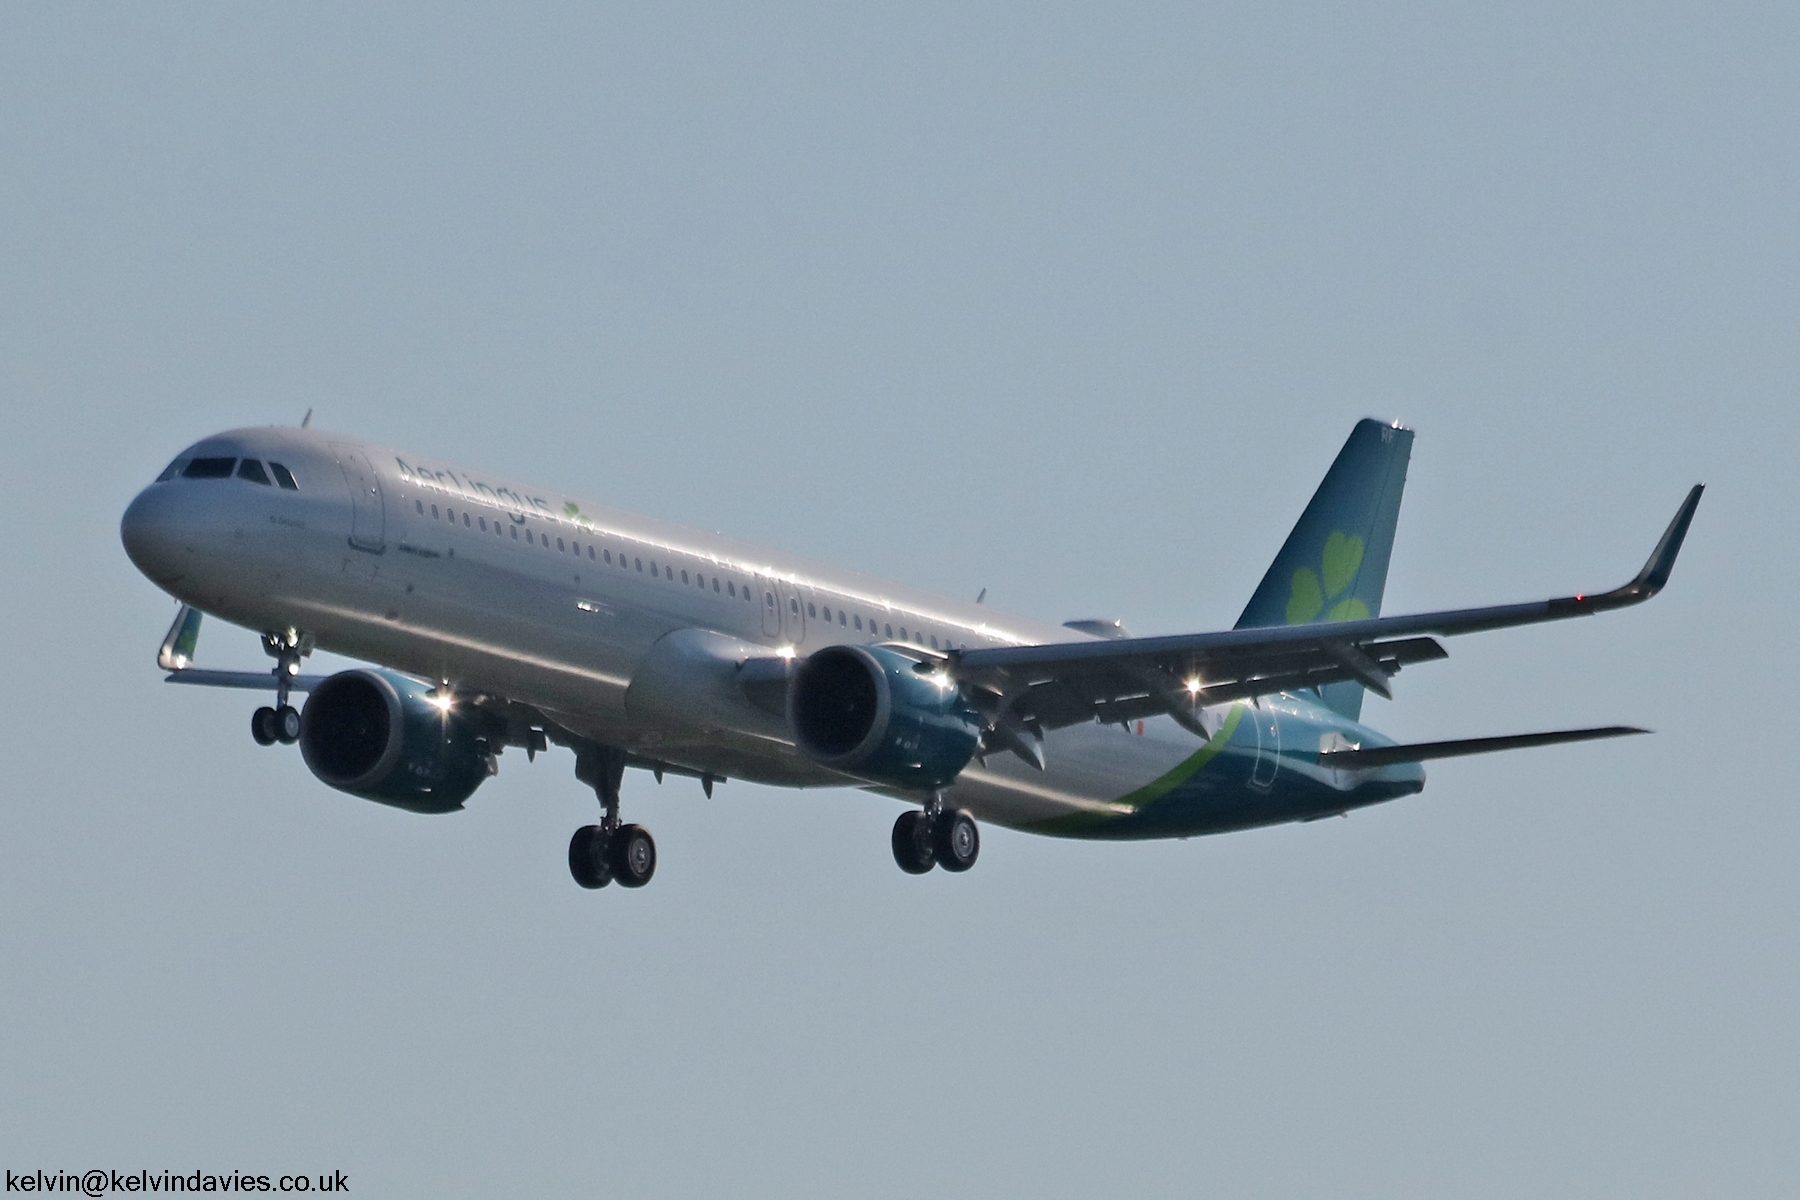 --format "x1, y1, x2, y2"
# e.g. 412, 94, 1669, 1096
976, 588, 986, 605
301, 408, 313, 428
